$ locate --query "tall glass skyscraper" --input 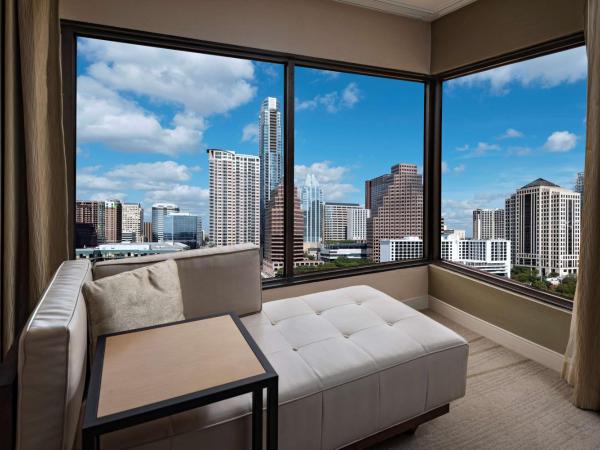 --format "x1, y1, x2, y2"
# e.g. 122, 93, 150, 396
301, 173, 323, 243
151, 203, 179, 242
164, 212, 200, 249
259, 97, 283, 249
